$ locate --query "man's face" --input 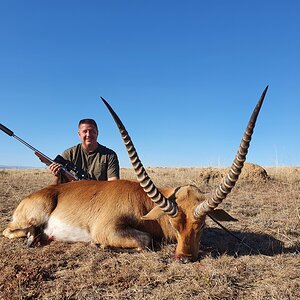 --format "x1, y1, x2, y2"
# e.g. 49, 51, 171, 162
78, 123, 98, 150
